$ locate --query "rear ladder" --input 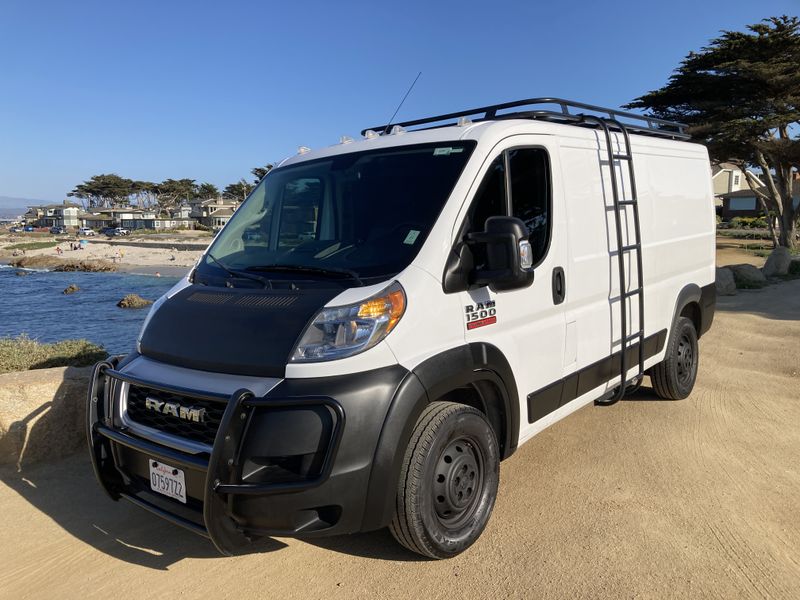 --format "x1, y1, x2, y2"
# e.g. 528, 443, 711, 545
581, 116, 645, 403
